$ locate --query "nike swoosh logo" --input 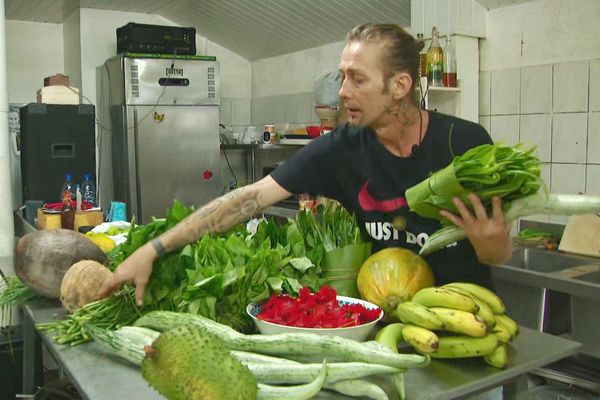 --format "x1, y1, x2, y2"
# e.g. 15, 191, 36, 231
357, 180, 408, 212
